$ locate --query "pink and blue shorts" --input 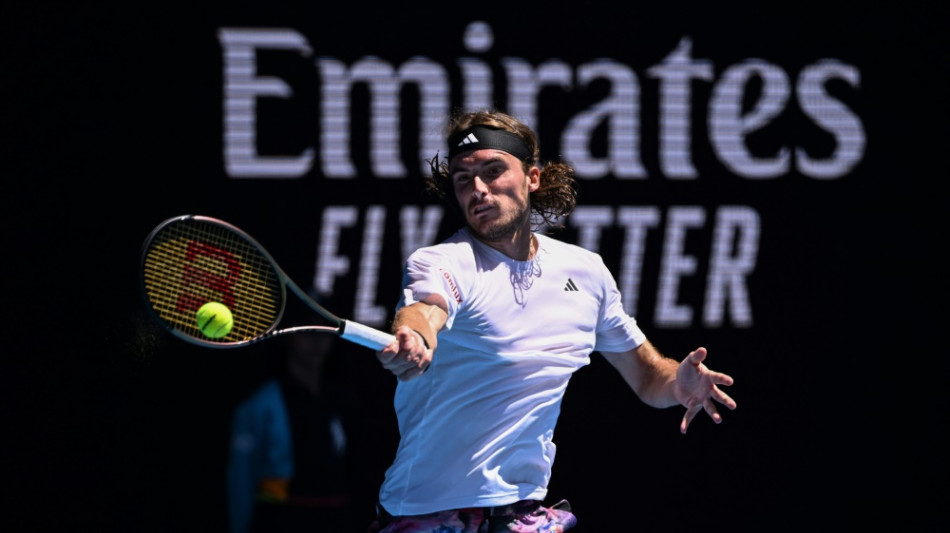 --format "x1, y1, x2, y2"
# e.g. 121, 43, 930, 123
368, 499, 577, 533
